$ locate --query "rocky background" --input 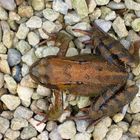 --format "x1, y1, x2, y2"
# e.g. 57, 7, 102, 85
0, 0, 140, 139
